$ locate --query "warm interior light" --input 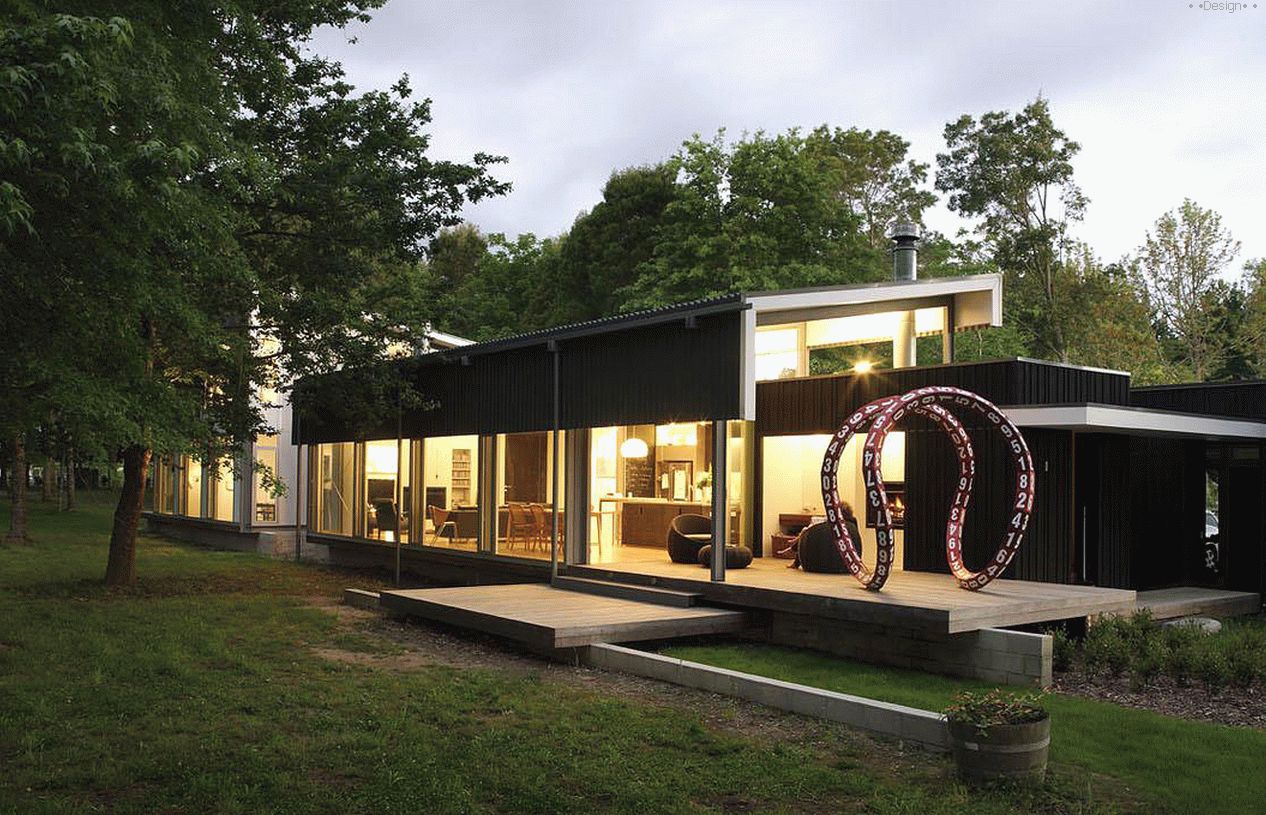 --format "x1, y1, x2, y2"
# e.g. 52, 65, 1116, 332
365, 440, 399, 474
655, 423, 698, 447
852, 359, 875, 374
619, 437, 649, 458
